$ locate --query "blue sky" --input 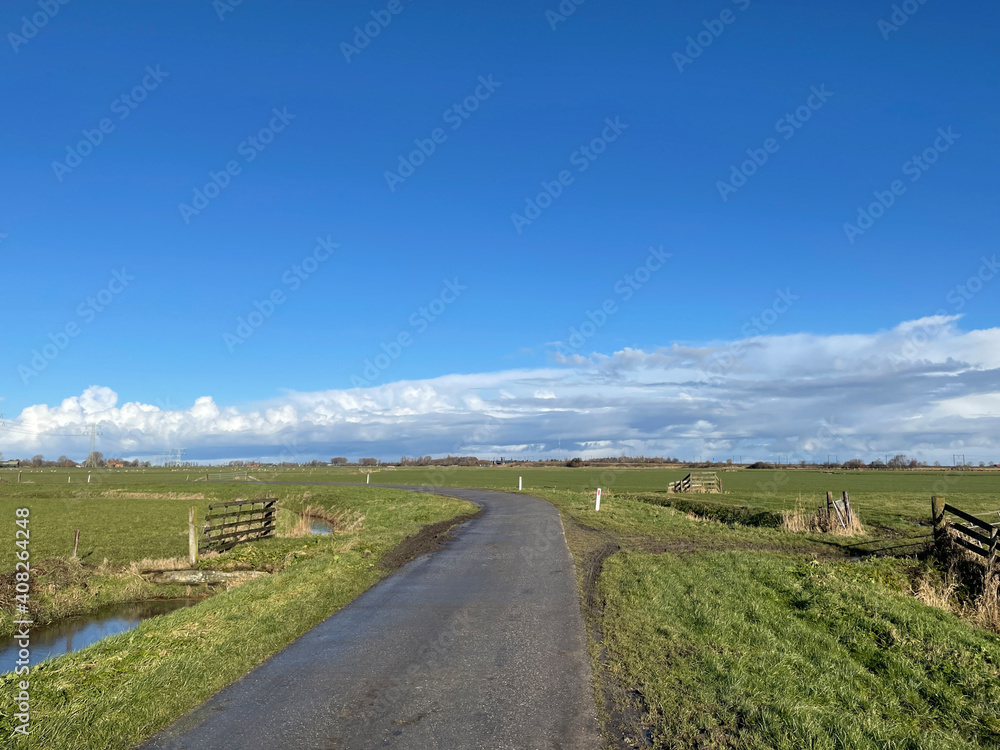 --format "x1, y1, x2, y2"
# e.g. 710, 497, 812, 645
2, 0, 999, 462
